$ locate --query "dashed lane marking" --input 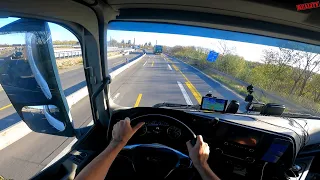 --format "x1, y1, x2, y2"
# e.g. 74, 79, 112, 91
0, 104, 12, 111
143, 61, 147, 66
134, 94, 143, 107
